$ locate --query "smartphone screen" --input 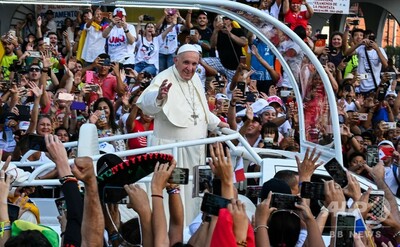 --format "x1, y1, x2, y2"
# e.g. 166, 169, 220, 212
271, 193, 301, 210
193, 165, 213, 197
366, 191, 385, 224
55, 197, 67, 216
28, 134, 47, 152
58, 92, 74, 101
168, 168, 189, 185
300, 181, 325, 200
324, 158, 348, 187
43, 37, 50, 45
8, 204, 20, 222
246, 185, 262, 204
16, 105, 30, 121
200, 193, 230, 216
366, 145, 379, 167
103, 186, 129, 204
335, 212, 355, 247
